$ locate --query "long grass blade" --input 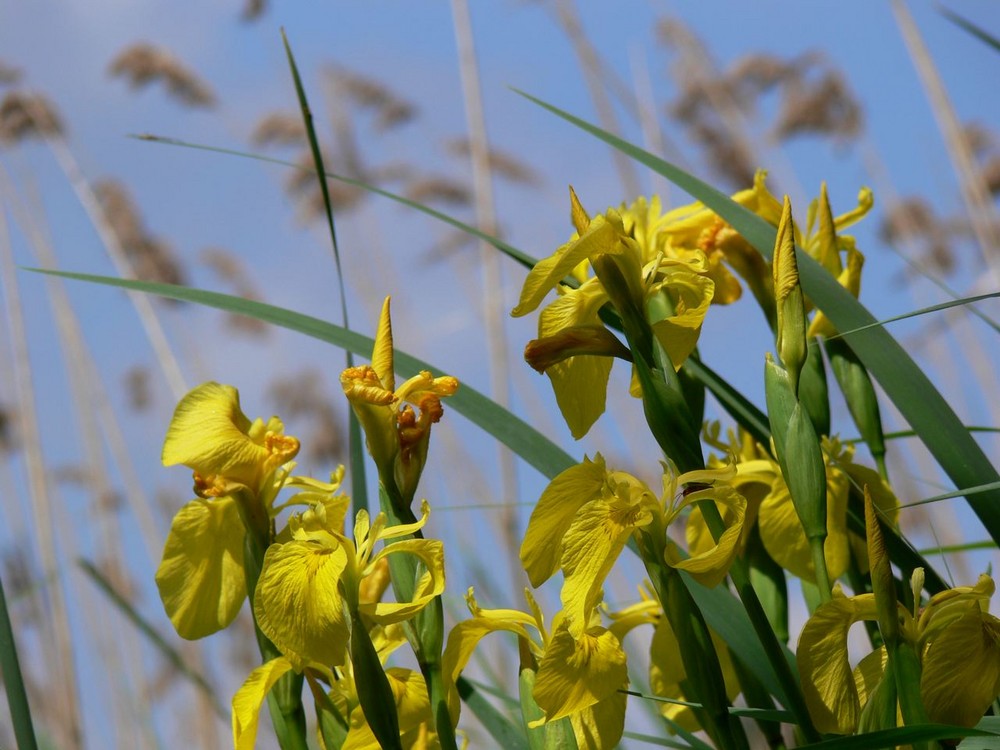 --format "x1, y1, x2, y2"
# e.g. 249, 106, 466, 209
939, 8, 1000, 58
513, 89, 1000, 544
797, 723, 998, 749
77, 559, 227, 719
28, 269, 577, 480
456, 677, 528, 750
0, 570, 39, 750
826, 291, 1000, 340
